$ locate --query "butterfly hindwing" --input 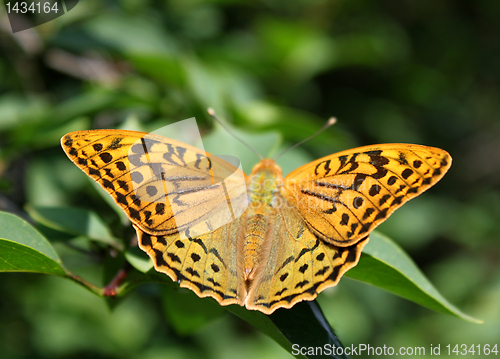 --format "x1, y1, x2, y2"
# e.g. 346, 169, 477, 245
282, 144, 451, 247
135, 218, 244, 306
245, 204, 368, 314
